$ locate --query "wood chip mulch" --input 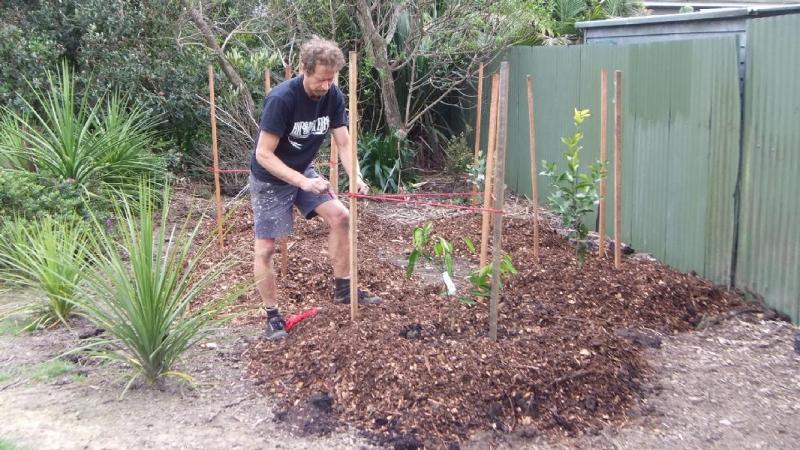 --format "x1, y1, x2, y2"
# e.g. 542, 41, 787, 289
194, 198, 741, 449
